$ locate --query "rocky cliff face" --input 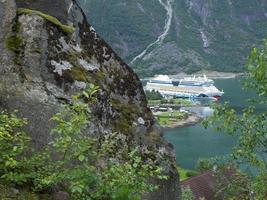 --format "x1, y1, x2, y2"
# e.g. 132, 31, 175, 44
80, 0, 267, 77
0, 0, 179, 199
